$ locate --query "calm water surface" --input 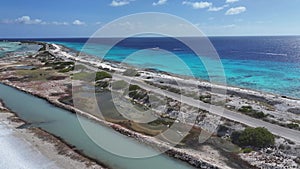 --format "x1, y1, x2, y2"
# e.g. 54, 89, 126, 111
0, 83, 195, 169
